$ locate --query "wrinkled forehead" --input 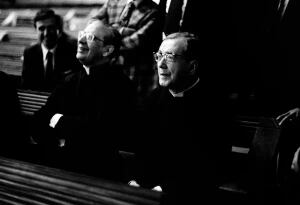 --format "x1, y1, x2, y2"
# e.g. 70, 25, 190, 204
84, 20, 110, 40
159, 38, 187, 54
